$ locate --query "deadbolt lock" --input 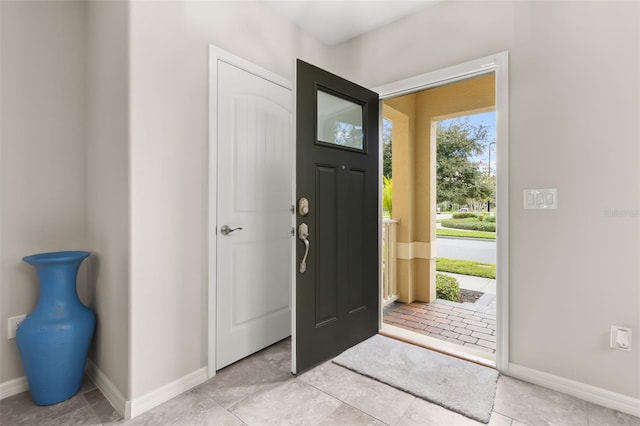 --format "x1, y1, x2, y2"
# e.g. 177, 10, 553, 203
298, 197, 309, 216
